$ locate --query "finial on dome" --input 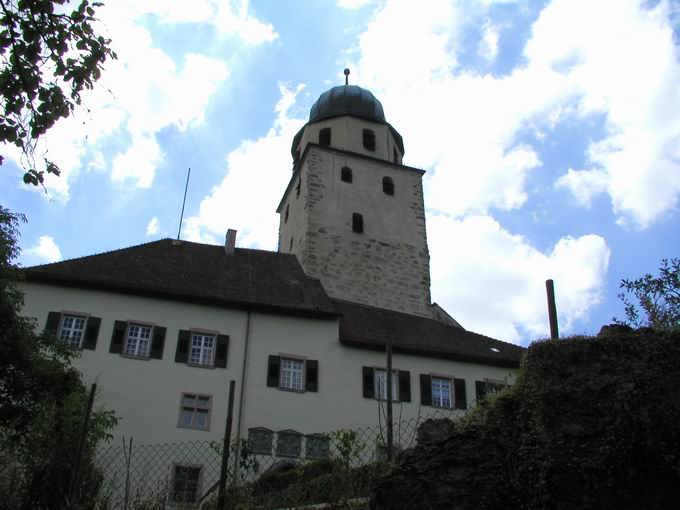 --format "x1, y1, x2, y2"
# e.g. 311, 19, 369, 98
344, 68, 350, 85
